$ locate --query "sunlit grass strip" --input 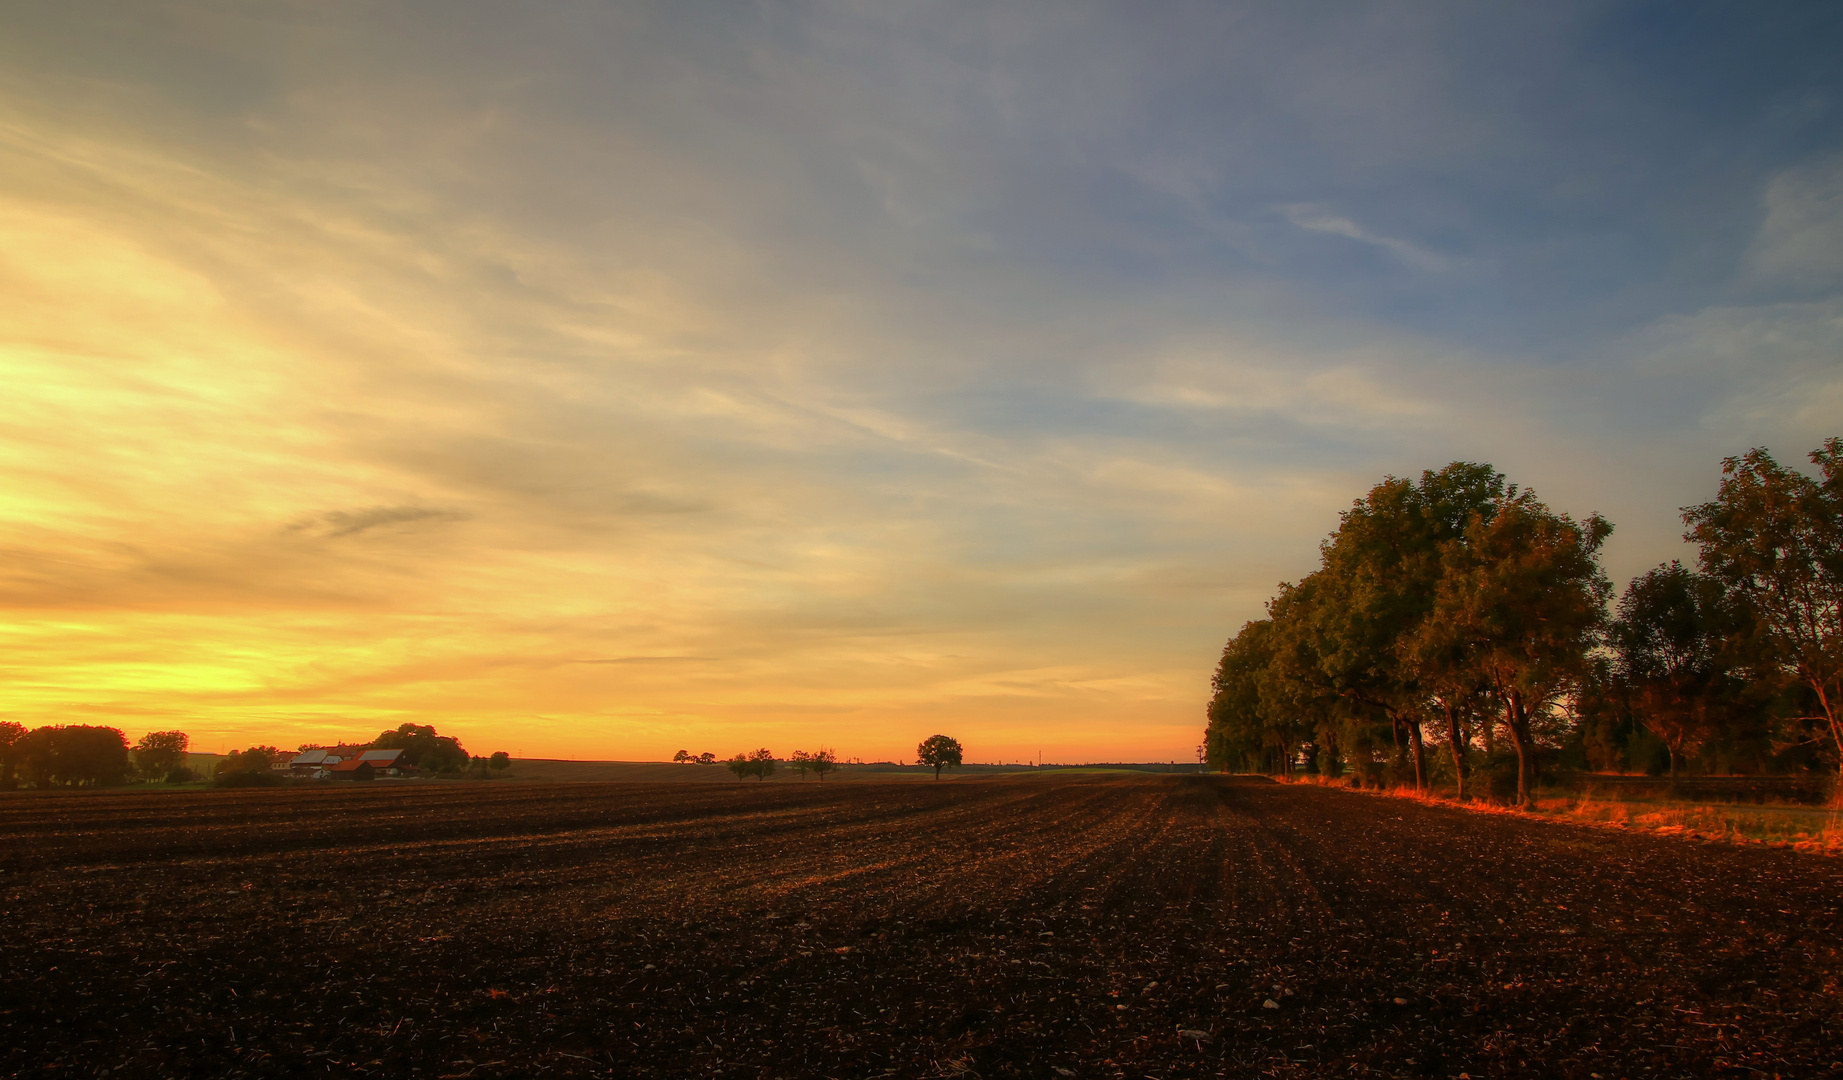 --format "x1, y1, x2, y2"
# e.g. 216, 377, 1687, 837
1286, 774, 1843, 855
